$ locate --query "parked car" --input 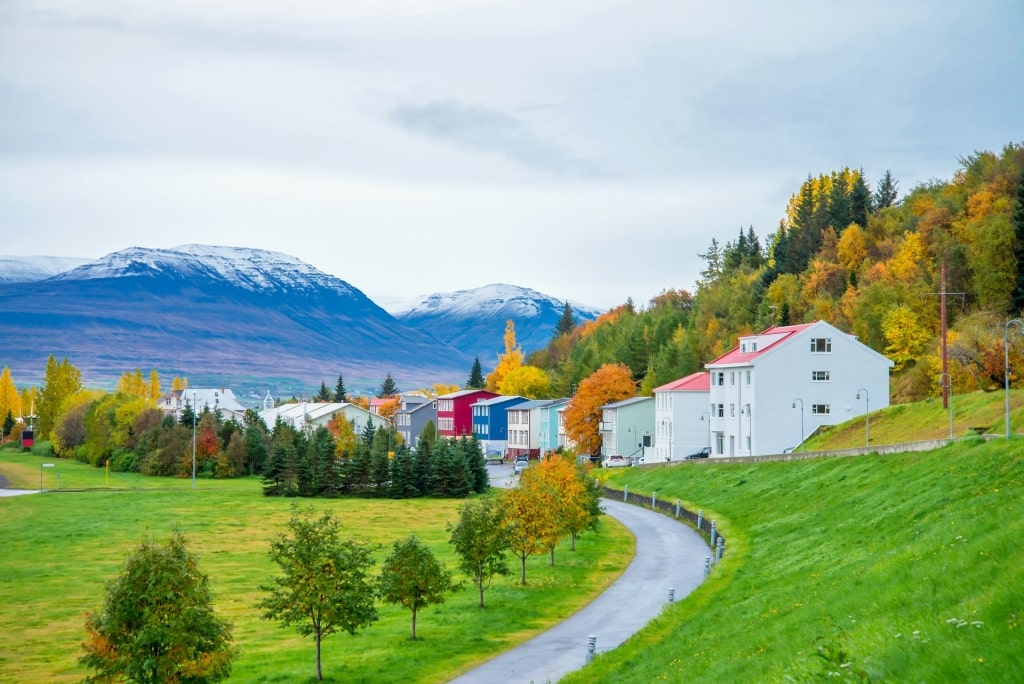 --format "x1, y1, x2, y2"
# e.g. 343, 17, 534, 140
513, 455, 530, 475
684, 447, 712, 459
602, 454, 629, 468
